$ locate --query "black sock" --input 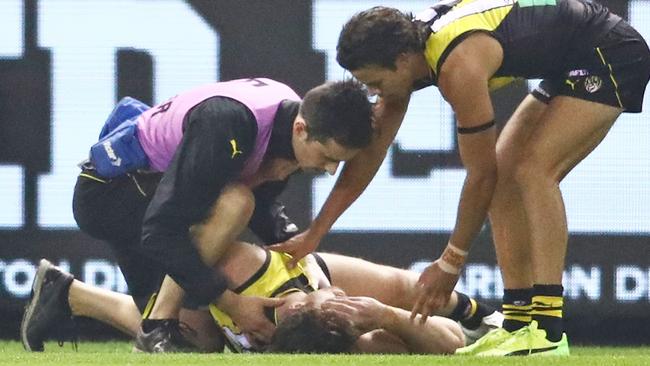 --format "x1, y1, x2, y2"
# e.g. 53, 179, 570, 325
461, 300, 495, 330
450, 292, 495, 330
502, 288, 532, 332
448, 292, 472, 322
532, 284, 564, 342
